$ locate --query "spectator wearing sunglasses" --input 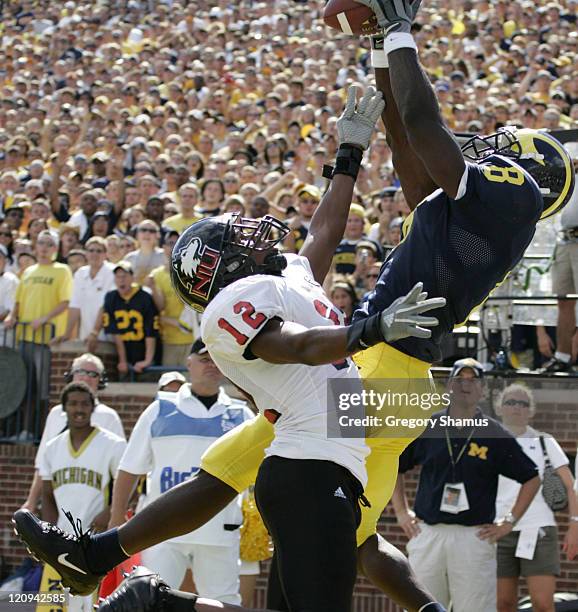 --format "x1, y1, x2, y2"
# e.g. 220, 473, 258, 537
3, 204, 26, 235
352, 239, 382, 297
20, 352, 125, 514
495, 384, 578, 612
363, 262, 382, 296
124, 220, 165, 285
